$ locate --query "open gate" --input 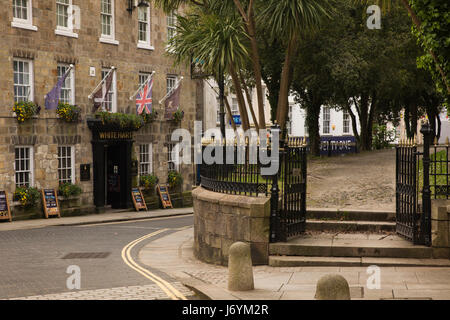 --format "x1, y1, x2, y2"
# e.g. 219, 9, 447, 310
278, 145, 307, 242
